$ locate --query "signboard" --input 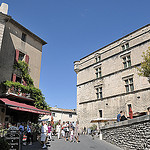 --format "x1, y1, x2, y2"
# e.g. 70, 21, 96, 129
5, 130, 20, 150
